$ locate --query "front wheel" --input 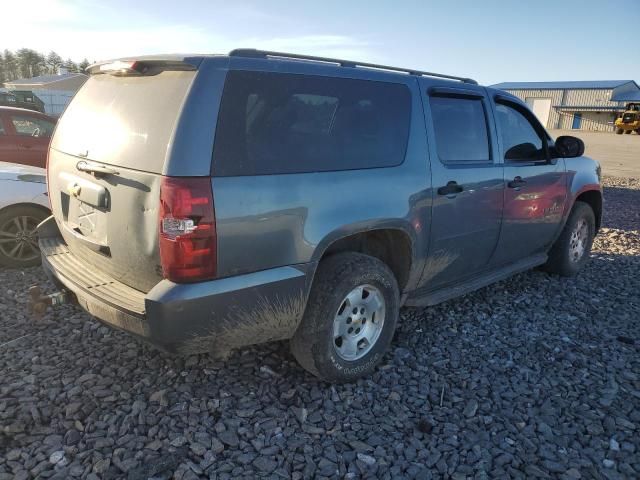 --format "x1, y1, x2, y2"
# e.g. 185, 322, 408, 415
544, 201, 595, 277
616, 128, 624, 134
291, 252, 399, 383
625, 129, 632, 134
